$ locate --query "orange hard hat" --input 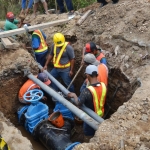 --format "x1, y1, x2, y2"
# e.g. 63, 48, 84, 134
6, 12, 14, 19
